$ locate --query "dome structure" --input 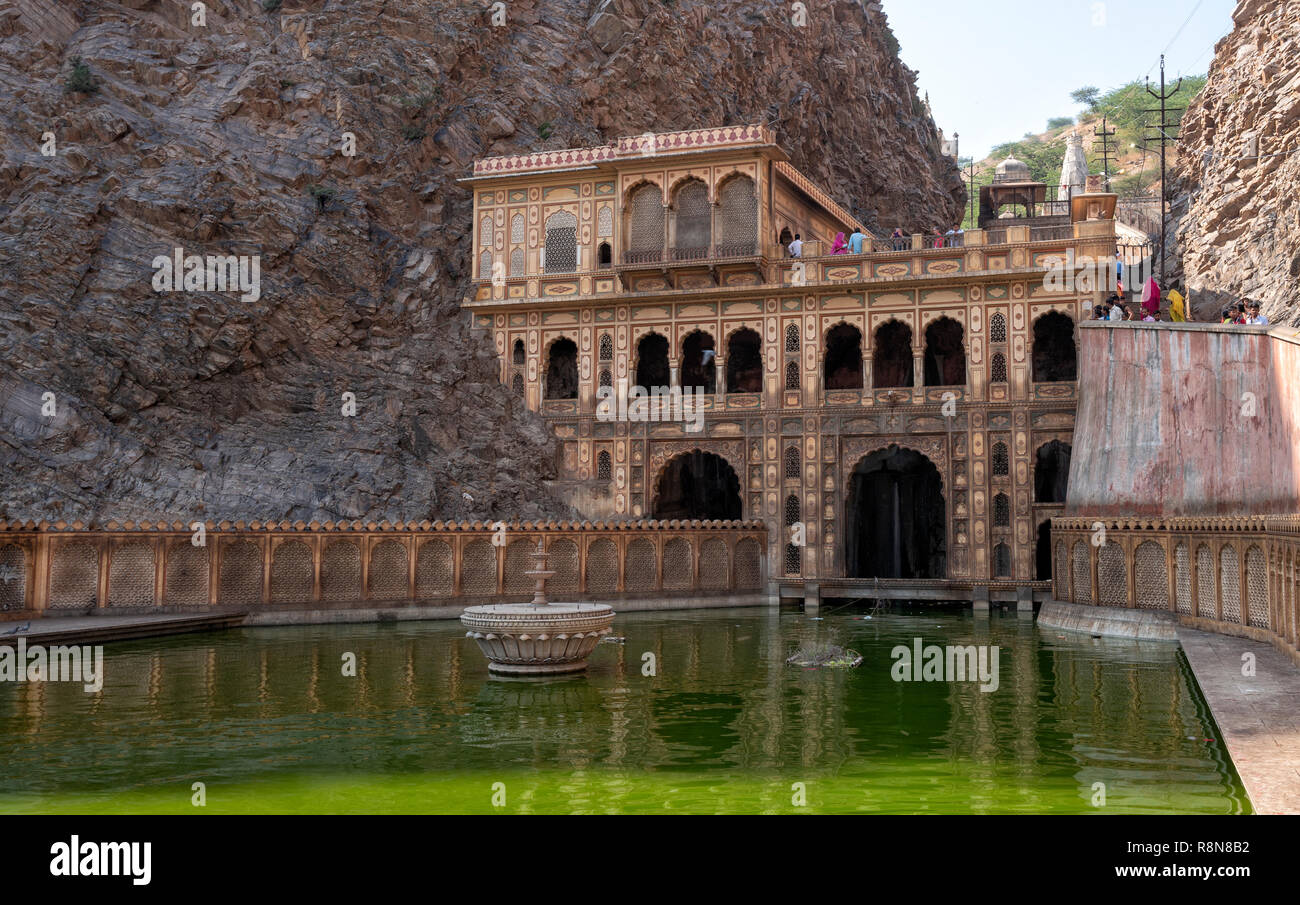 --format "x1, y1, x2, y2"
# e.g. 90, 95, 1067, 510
994, 155, 1032, 183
